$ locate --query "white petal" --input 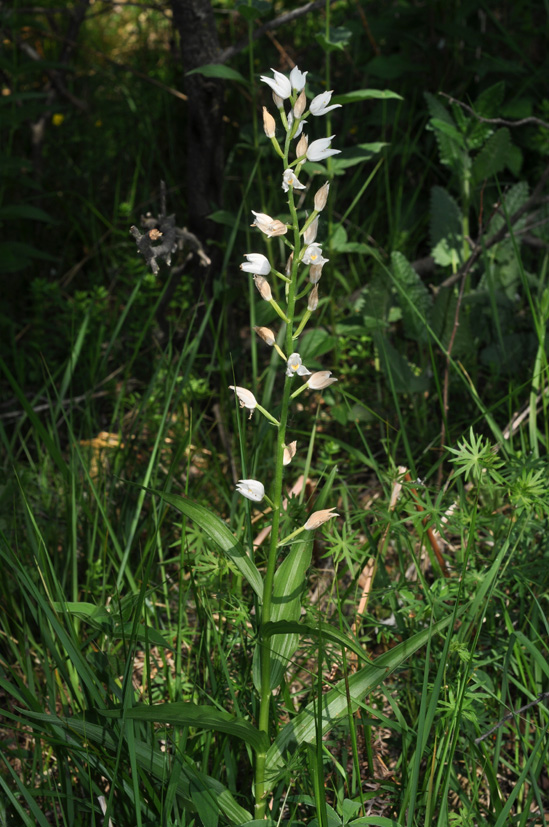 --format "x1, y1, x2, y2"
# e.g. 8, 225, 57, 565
241, 253, 270, 275
260, 69, 292, 100
229, 385, 257, 409
236, 479, 265, 502
306, 136, 341, 162
290, 66, 308, 91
